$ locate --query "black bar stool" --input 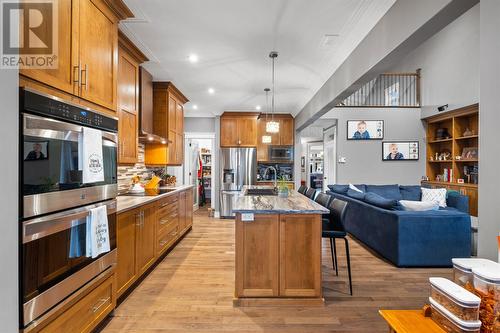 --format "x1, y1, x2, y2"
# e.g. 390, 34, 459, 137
305, 188, 316, 200
322, 198, 352, 295
298, 185, 307, 195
